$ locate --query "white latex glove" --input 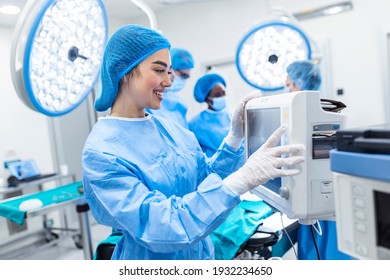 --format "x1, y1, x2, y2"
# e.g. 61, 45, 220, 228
224, 90, 261, 150
224, 125, 305, 195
